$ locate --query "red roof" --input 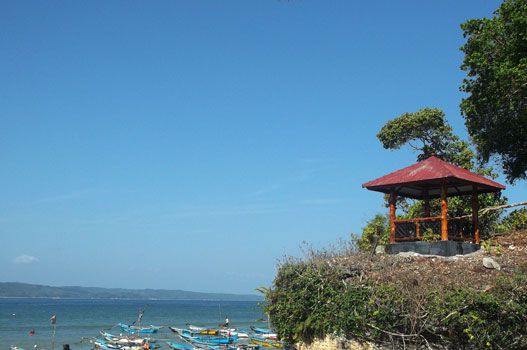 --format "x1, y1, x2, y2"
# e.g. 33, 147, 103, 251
362, 156, 505, 199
